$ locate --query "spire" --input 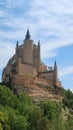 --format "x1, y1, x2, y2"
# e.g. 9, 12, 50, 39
25, 28, 31, 40
16, 40, 19, 47
16, 40, 19, 50
54, 61, 57, 68
55, 61, 56, 66
38, 40, 40, 46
